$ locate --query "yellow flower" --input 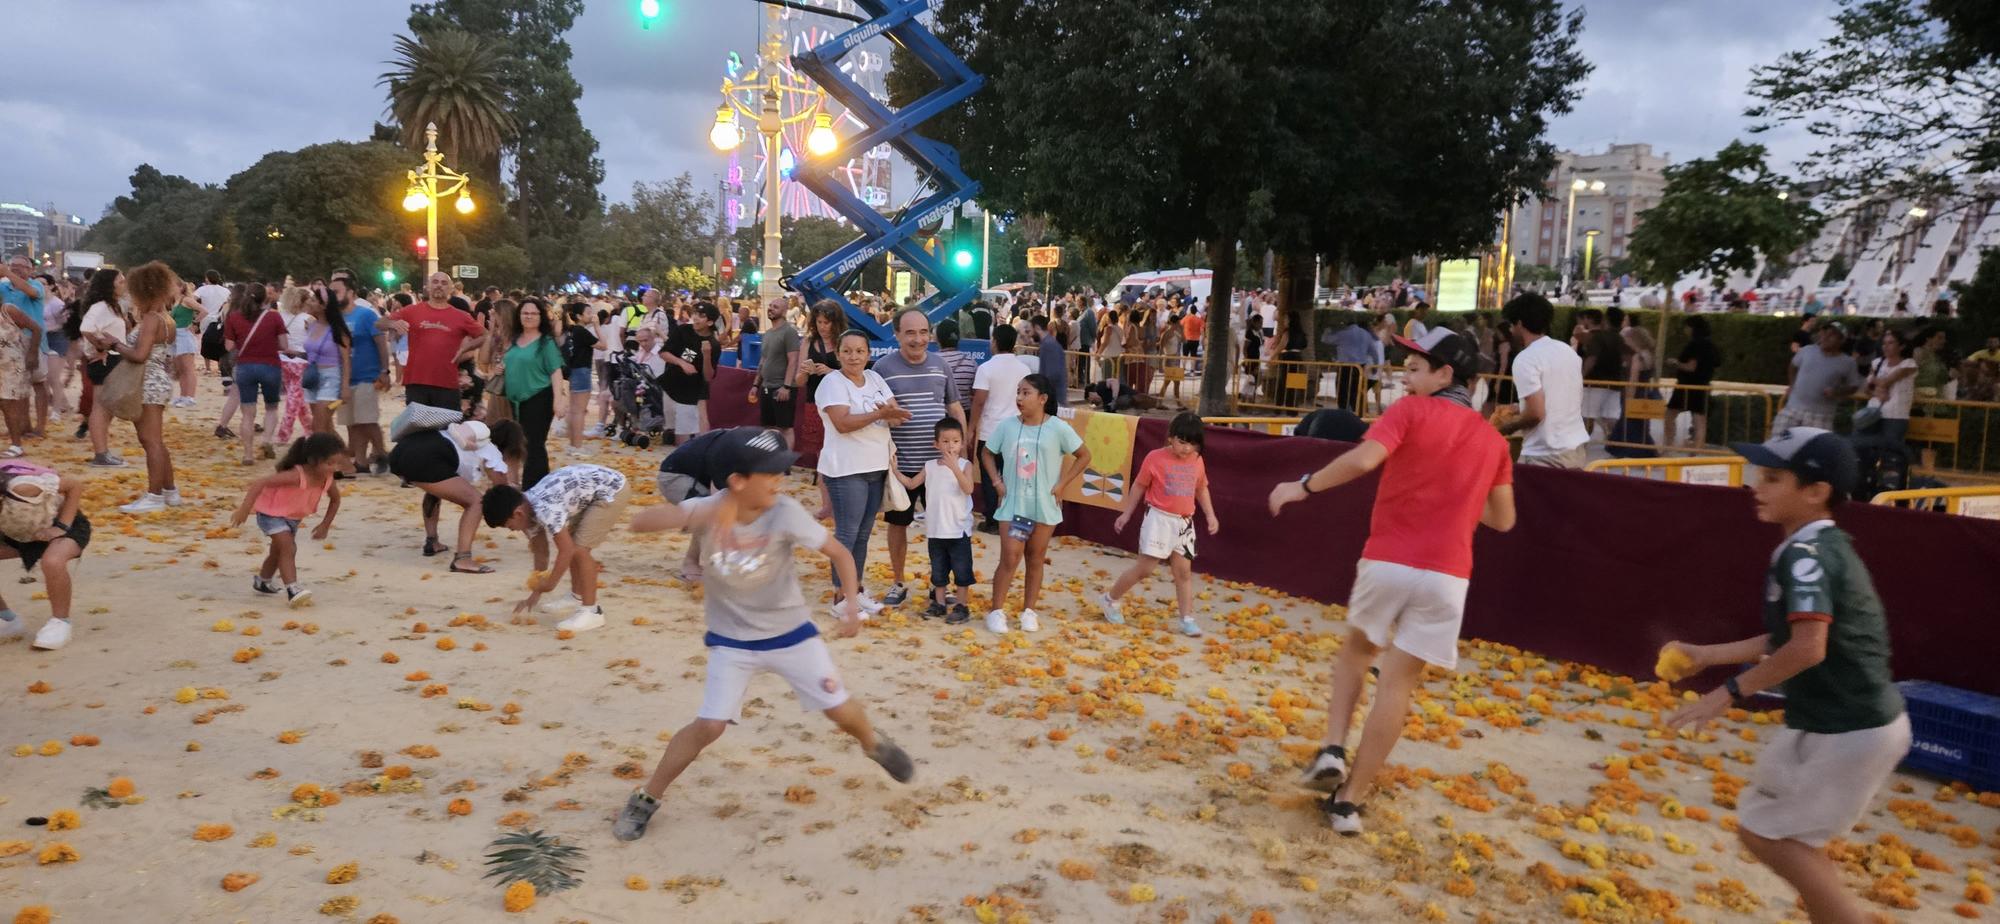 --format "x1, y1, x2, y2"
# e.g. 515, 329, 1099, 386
503, 880, 535, 913
46, 810, 80, 831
